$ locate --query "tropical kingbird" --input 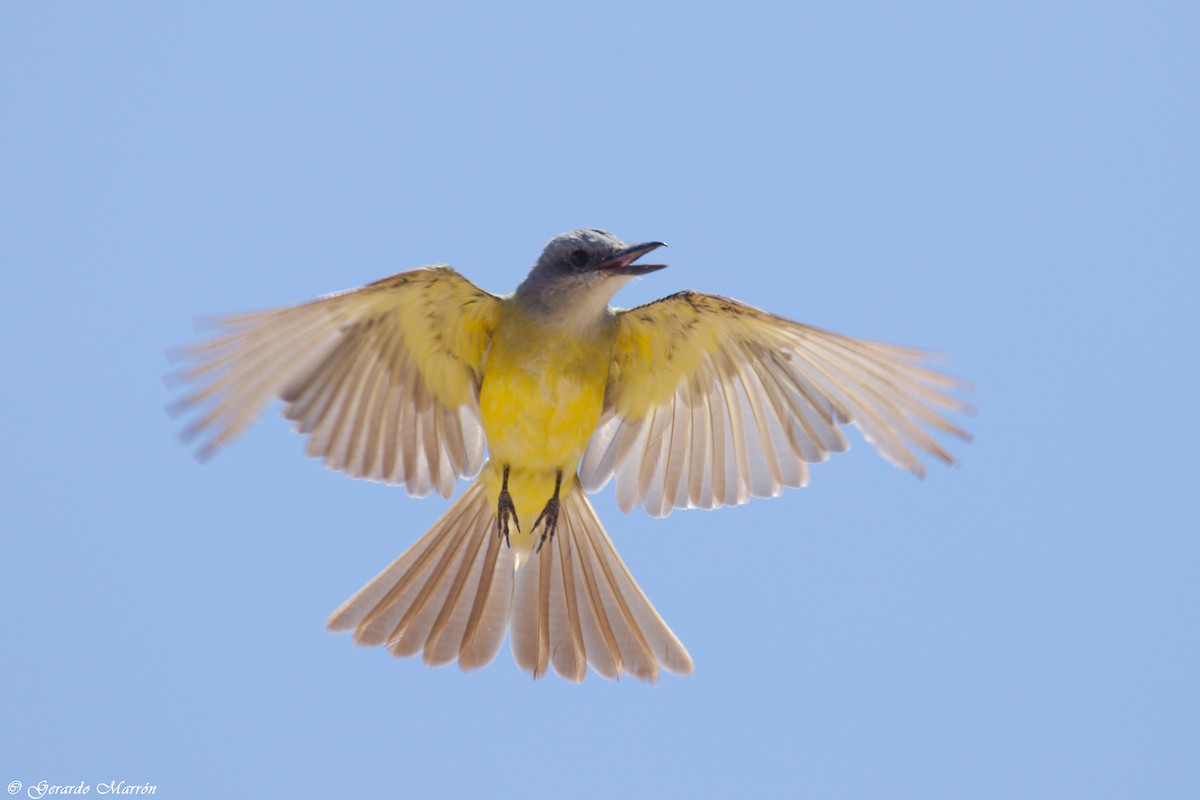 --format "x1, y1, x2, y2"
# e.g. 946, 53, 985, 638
173, 228, 969, 682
